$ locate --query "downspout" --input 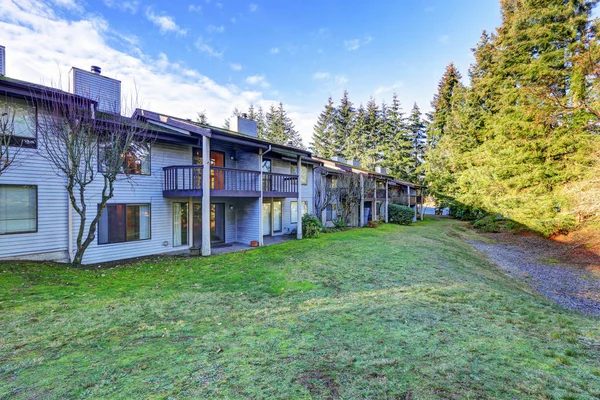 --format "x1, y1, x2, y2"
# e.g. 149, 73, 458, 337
67, 190, 73, 263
